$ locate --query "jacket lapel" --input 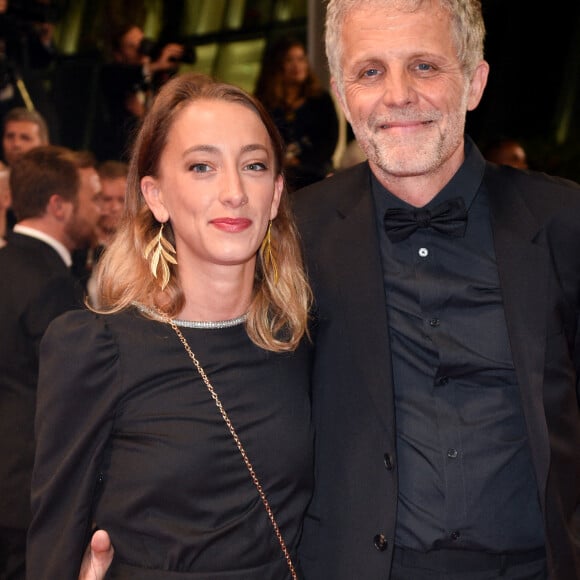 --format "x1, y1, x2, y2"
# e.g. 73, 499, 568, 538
486, 165, 550, 497
331, 165, 396, 435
